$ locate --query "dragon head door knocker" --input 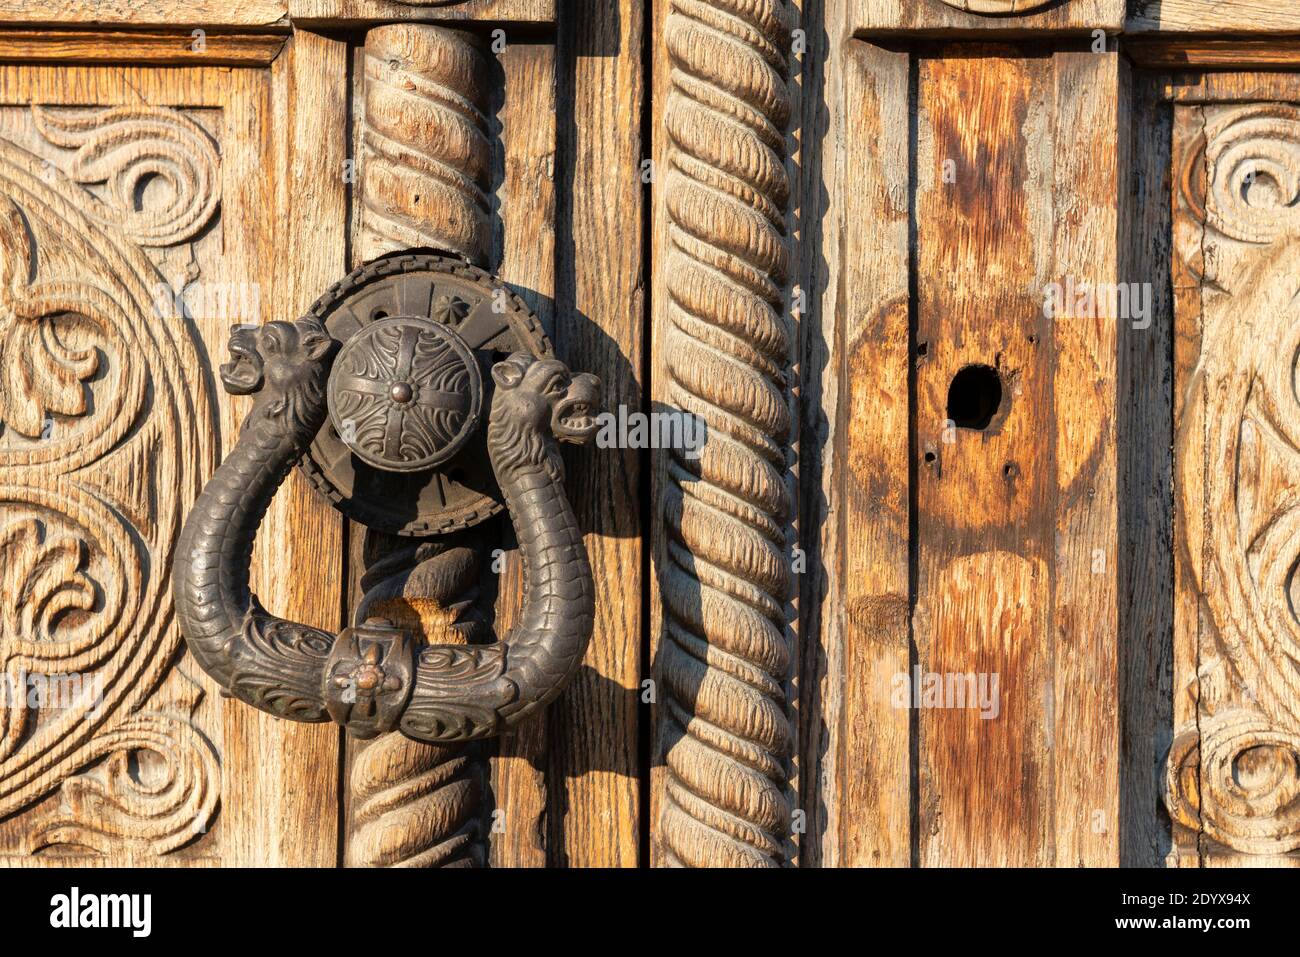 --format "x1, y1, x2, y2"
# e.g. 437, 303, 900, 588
172, 254, 602, 743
